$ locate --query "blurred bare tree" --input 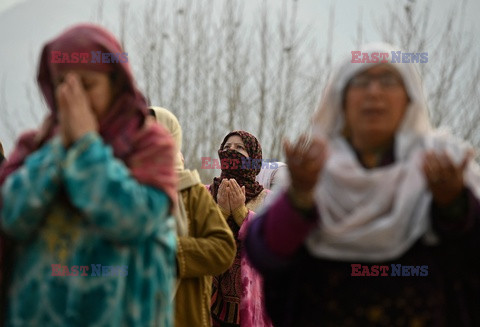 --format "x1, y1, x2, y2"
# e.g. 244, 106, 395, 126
374, 0, 480, 153
3, 0, 477, 178
121, 0, 329, 182
115, 0, 479, 182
